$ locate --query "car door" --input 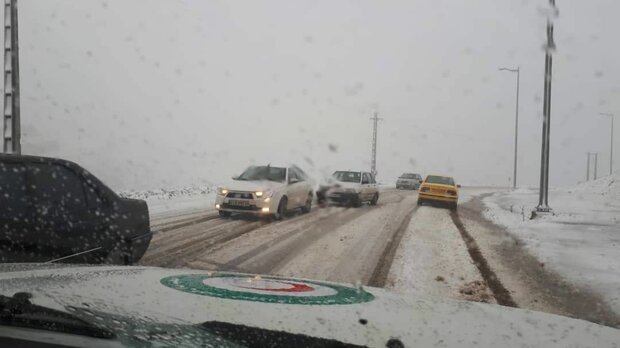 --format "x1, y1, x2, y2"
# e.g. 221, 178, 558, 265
369, 173, 378, 194
296, 166, 312, 195
80, 176, 119, 262
0, 162, 36, 262
287, 167, 304, 208
361, 173, 371, 201
28, 163, 99, 261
